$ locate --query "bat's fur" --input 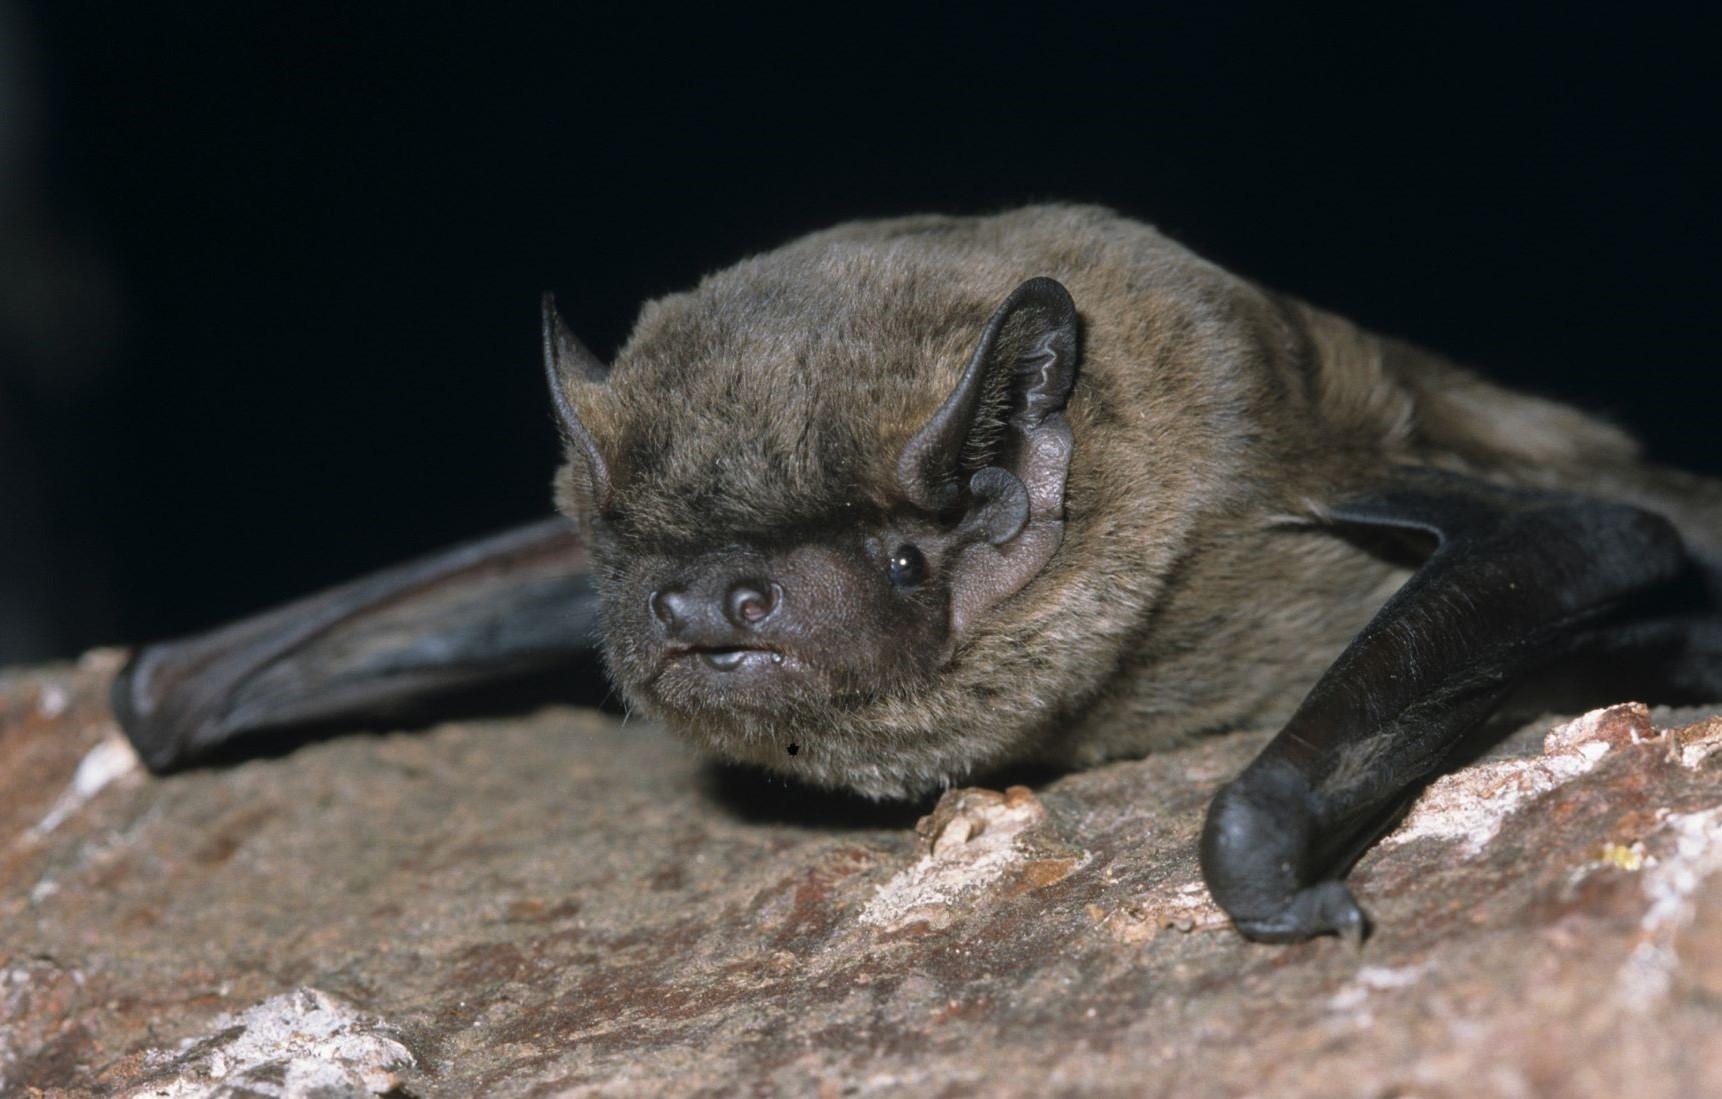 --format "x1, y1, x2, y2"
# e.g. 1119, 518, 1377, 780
552, 204, 1722, 799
